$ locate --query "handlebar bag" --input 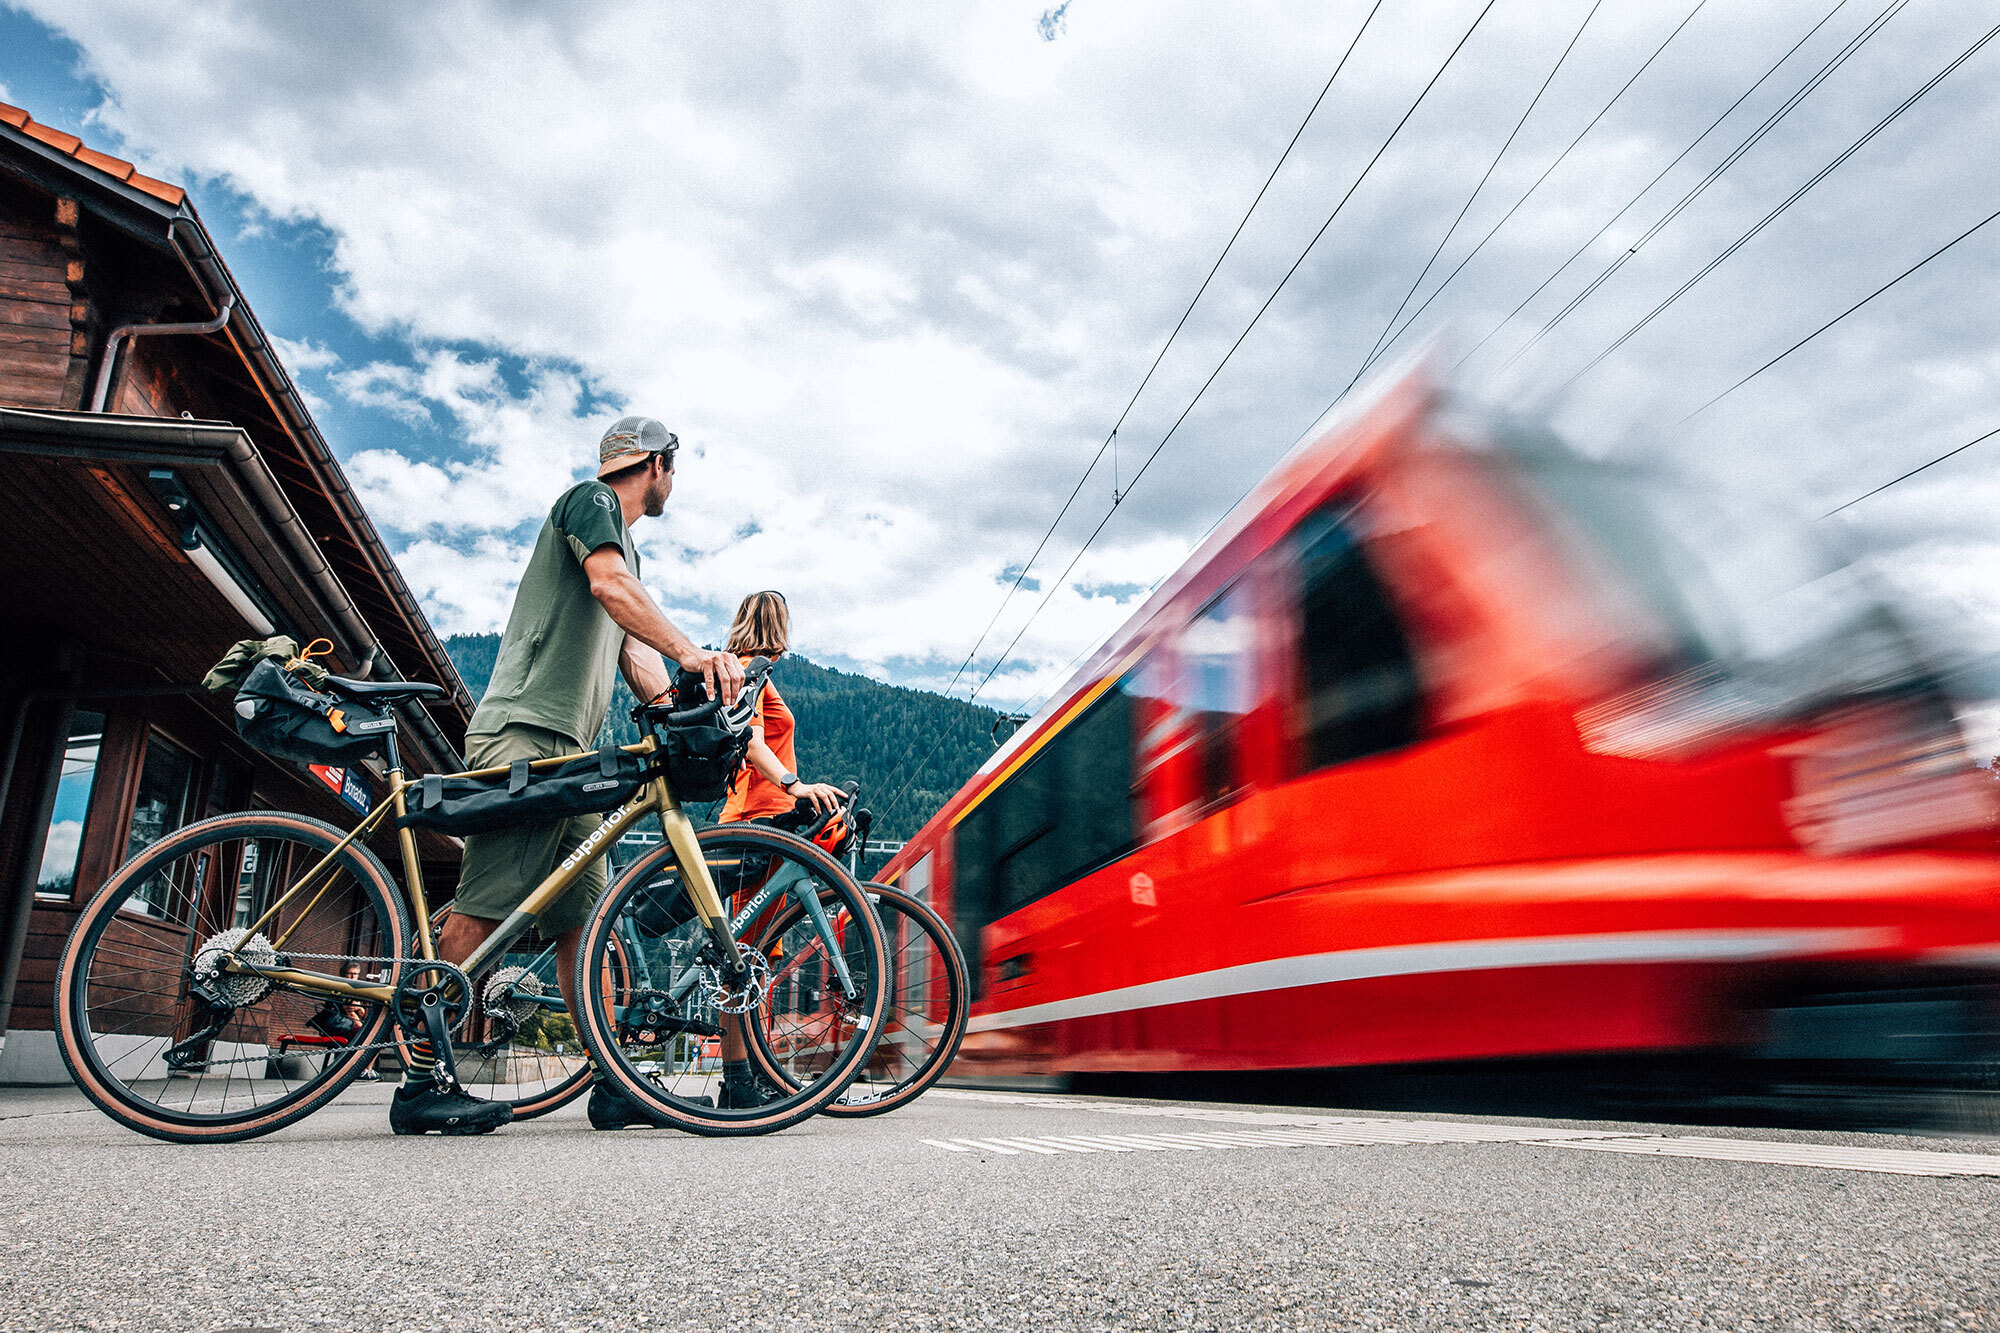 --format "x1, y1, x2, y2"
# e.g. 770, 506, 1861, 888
663, 721, 749, 803
398, 745, 649, 836
233, 658, 394, 768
